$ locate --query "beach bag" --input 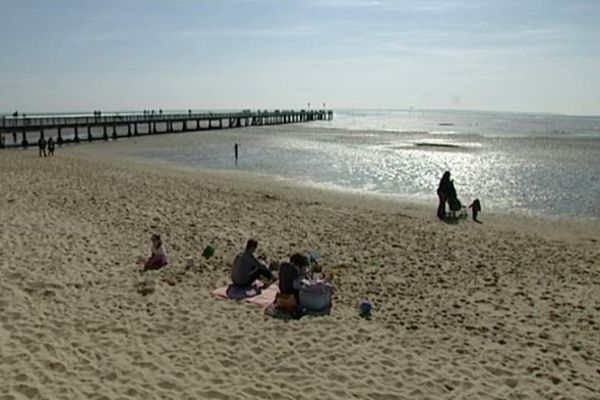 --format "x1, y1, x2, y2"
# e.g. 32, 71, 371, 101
297, 279, 334, 312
